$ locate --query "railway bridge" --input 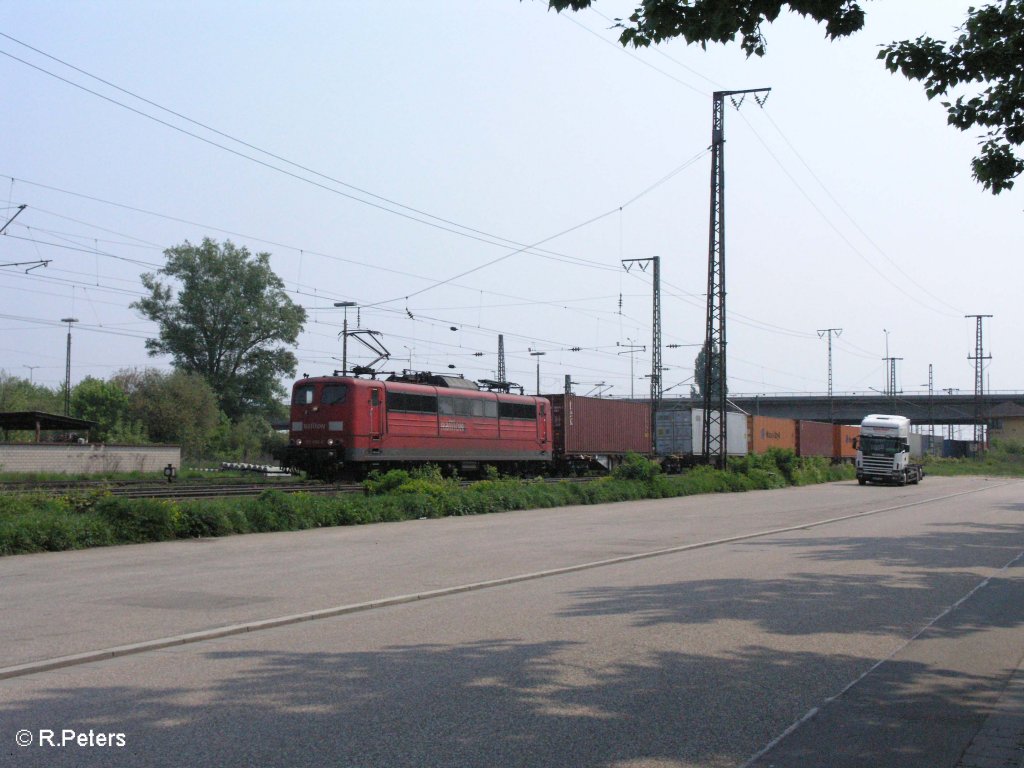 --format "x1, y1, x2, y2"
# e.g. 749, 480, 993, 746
660, 392, 1024, 427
